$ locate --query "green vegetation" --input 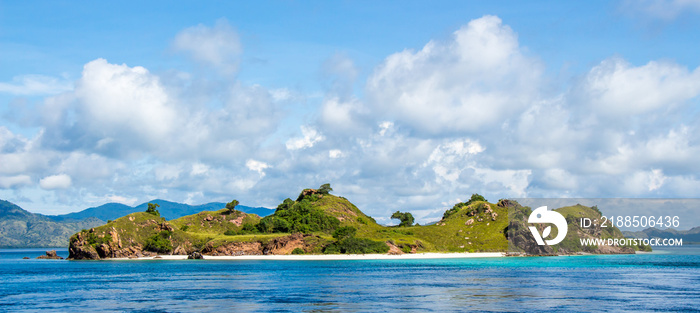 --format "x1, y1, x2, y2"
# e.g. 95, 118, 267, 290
325, 237, 390, 254
318, 183, 333, 195
226, 200, 239, 214
146, 203, 160, 216
291, 247, 305, 254
324, 225, 389, 254
143, 230, 173, 253
256, 196, 340, 234
442, 194, 487, 219
86, 232, 112, 247
332, 226, 357, 240
391, 211, 414, 227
